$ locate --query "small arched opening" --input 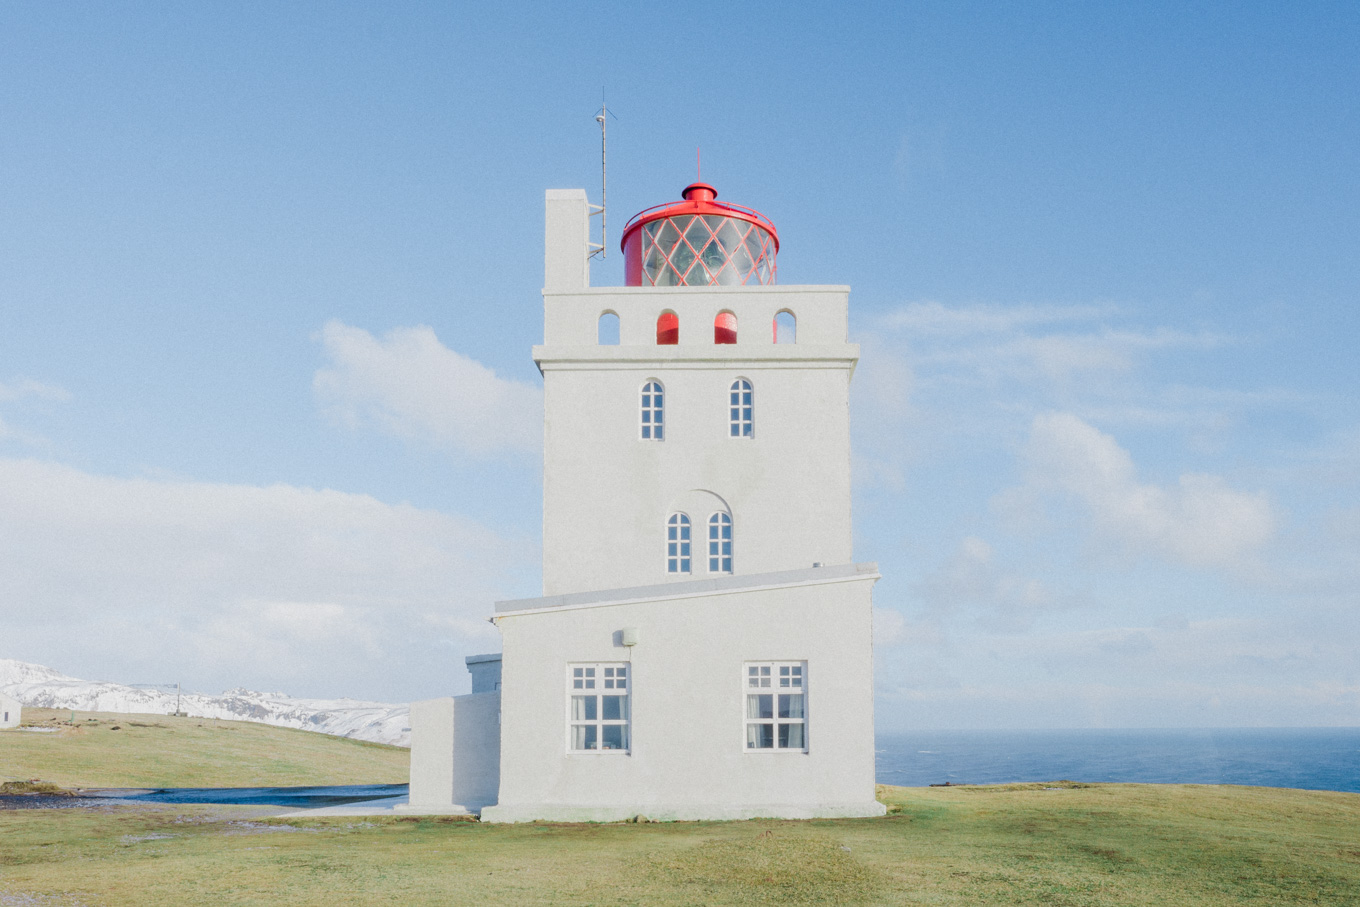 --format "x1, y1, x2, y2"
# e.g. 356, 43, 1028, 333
656, 311, 679, 345
773, 310, 796, 344
598, 311, 620, 345
714, 311, 738, 344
